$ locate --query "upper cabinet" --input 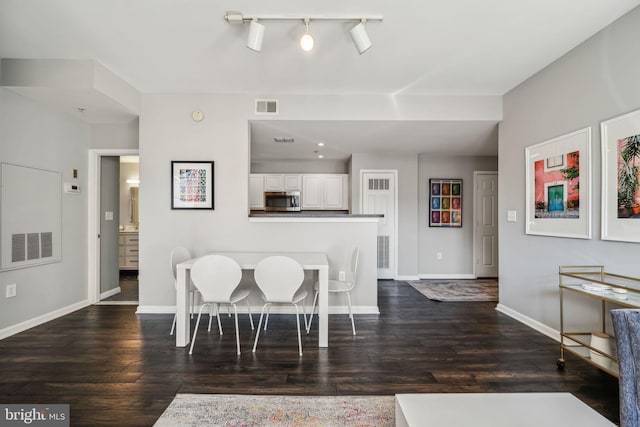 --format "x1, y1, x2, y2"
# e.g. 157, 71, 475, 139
302, 174, 349, 210
251, 173, 349, 211
263, 174, 302, 191
249, 174, 265, 209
